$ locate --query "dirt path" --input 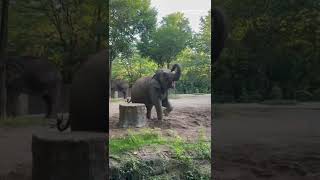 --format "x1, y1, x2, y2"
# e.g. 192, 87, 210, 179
109, 94, 211, 140
0, 126, 47, 180
214, 103, 320, 180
